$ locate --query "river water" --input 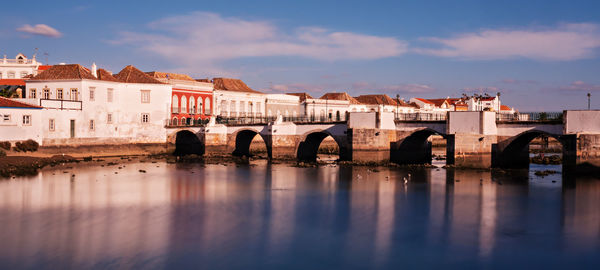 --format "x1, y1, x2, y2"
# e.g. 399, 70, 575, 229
0, 159, 598, 269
